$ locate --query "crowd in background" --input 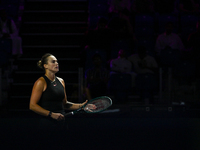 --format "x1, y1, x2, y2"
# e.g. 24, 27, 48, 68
0, 0, 22, 74
82, 0, 200, 105
1, 0, 200, 105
